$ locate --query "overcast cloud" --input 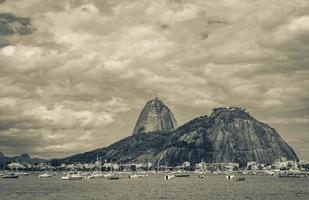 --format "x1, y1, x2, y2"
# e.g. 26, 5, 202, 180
0, 0, 308, 159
